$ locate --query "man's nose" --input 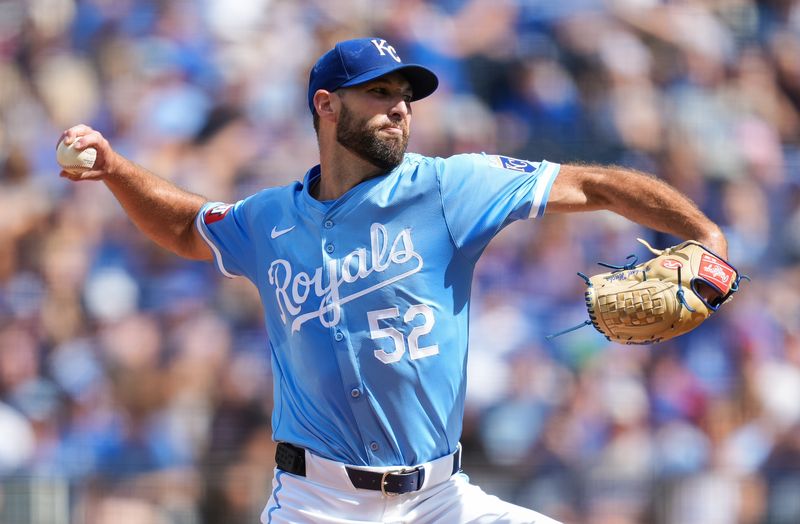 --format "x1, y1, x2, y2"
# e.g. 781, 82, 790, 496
389, 98, 410, 120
